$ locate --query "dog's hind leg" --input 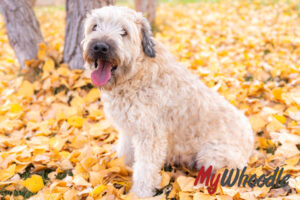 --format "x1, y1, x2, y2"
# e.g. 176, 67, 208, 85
116, 132, 134, 167
196, 142, 246, 171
